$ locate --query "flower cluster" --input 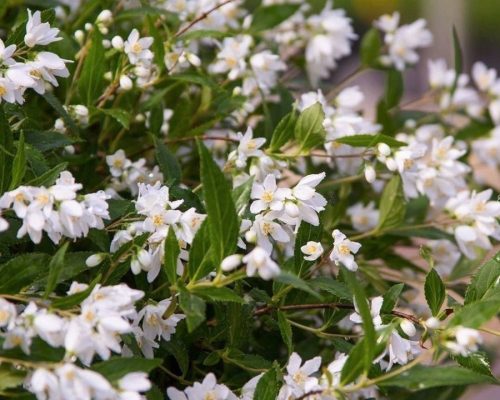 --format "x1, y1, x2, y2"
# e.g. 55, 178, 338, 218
0, 171, 109, 243
0, 10, 70, 104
